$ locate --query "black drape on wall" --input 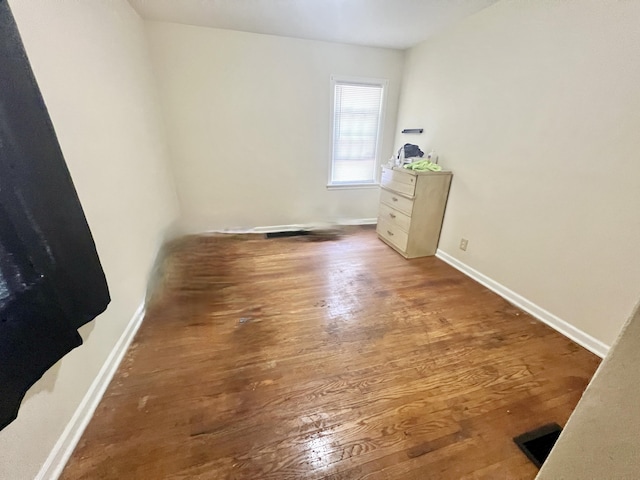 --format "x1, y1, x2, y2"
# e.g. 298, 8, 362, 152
0, 0, 110, 430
